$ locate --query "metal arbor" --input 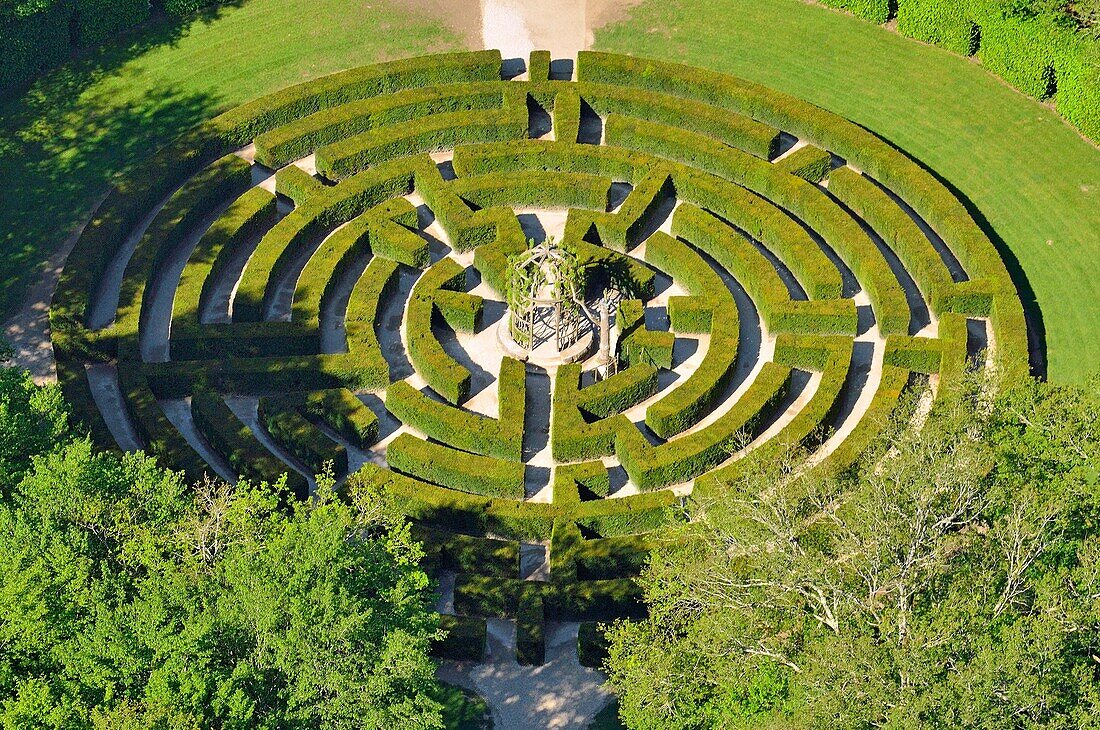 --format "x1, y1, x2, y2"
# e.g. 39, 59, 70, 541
506, 237, 589, 352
